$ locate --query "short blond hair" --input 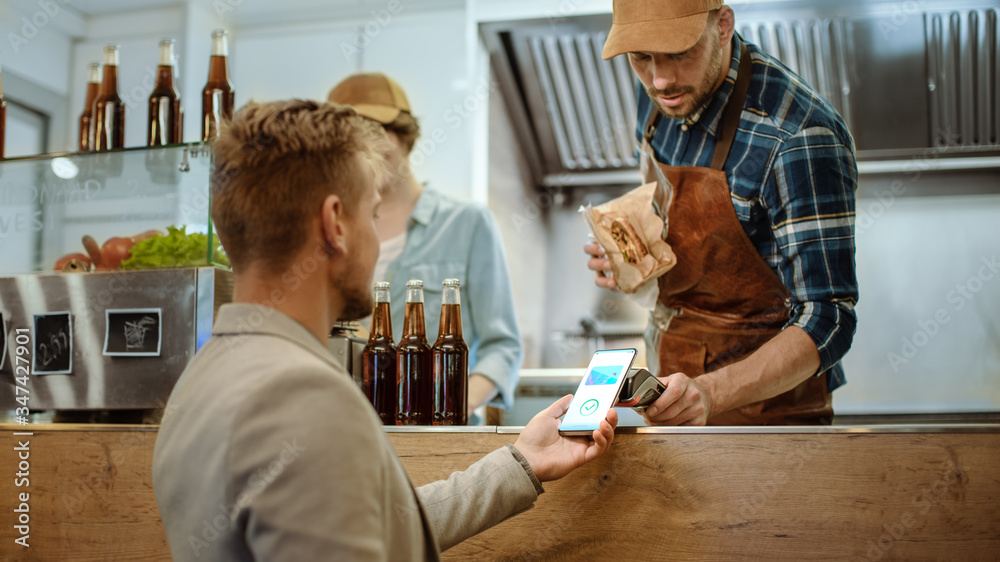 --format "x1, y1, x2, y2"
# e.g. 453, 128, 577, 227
211, 99, 387, 274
